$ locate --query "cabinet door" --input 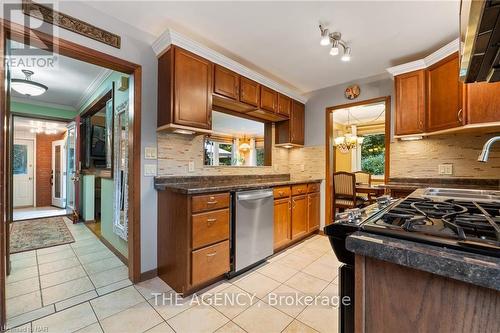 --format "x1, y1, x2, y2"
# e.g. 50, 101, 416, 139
466, 81, 500, 124
174, 47, 213, 129
291, 195, 307, 239
274, 198, 291, 249
214, 65, 239, 100
278, 94, 291, 117
240, 77, 260, 107
426, 54, 464, 132
291, 100, 305, 145
395, 70, 425, 135
260, 86, 278, 112
307, 192, 320, 232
